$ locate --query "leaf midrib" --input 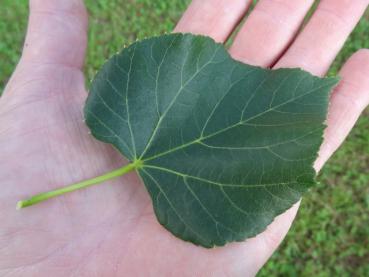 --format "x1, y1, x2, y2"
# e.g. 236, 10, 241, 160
138, 44, 223, 160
